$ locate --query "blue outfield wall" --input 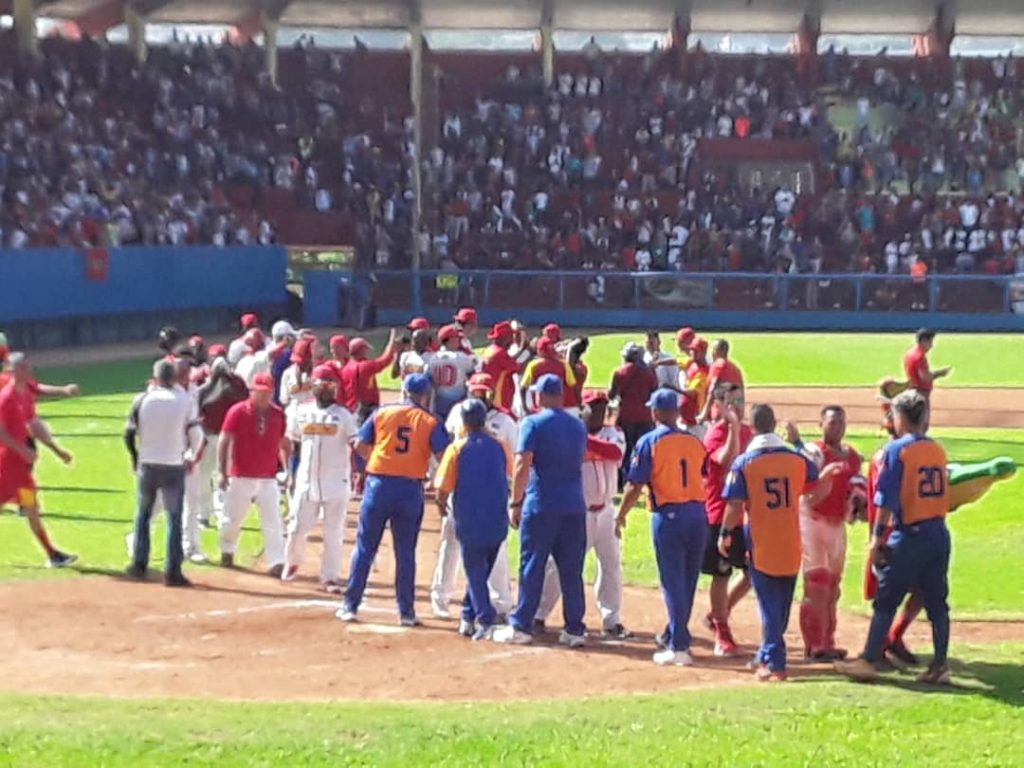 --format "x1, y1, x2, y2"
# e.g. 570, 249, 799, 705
0, 246, 287, 322
305, 269, 1024, 333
